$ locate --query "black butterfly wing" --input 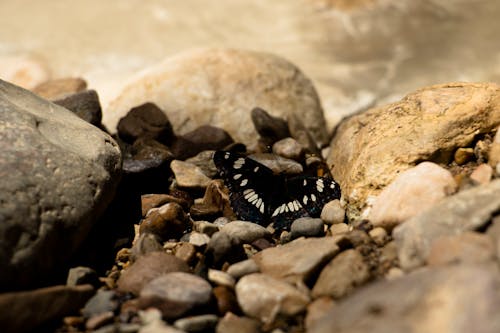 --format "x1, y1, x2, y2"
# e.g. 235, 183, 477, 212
269, 193, 310, 231
285, 176, 341, 216
213, 151, 276, 226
